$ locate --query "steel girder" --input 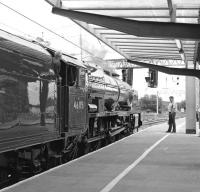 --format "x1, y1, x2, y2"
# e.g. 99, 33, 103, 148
52, 7, 200, 41
105, 59, 185, 69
